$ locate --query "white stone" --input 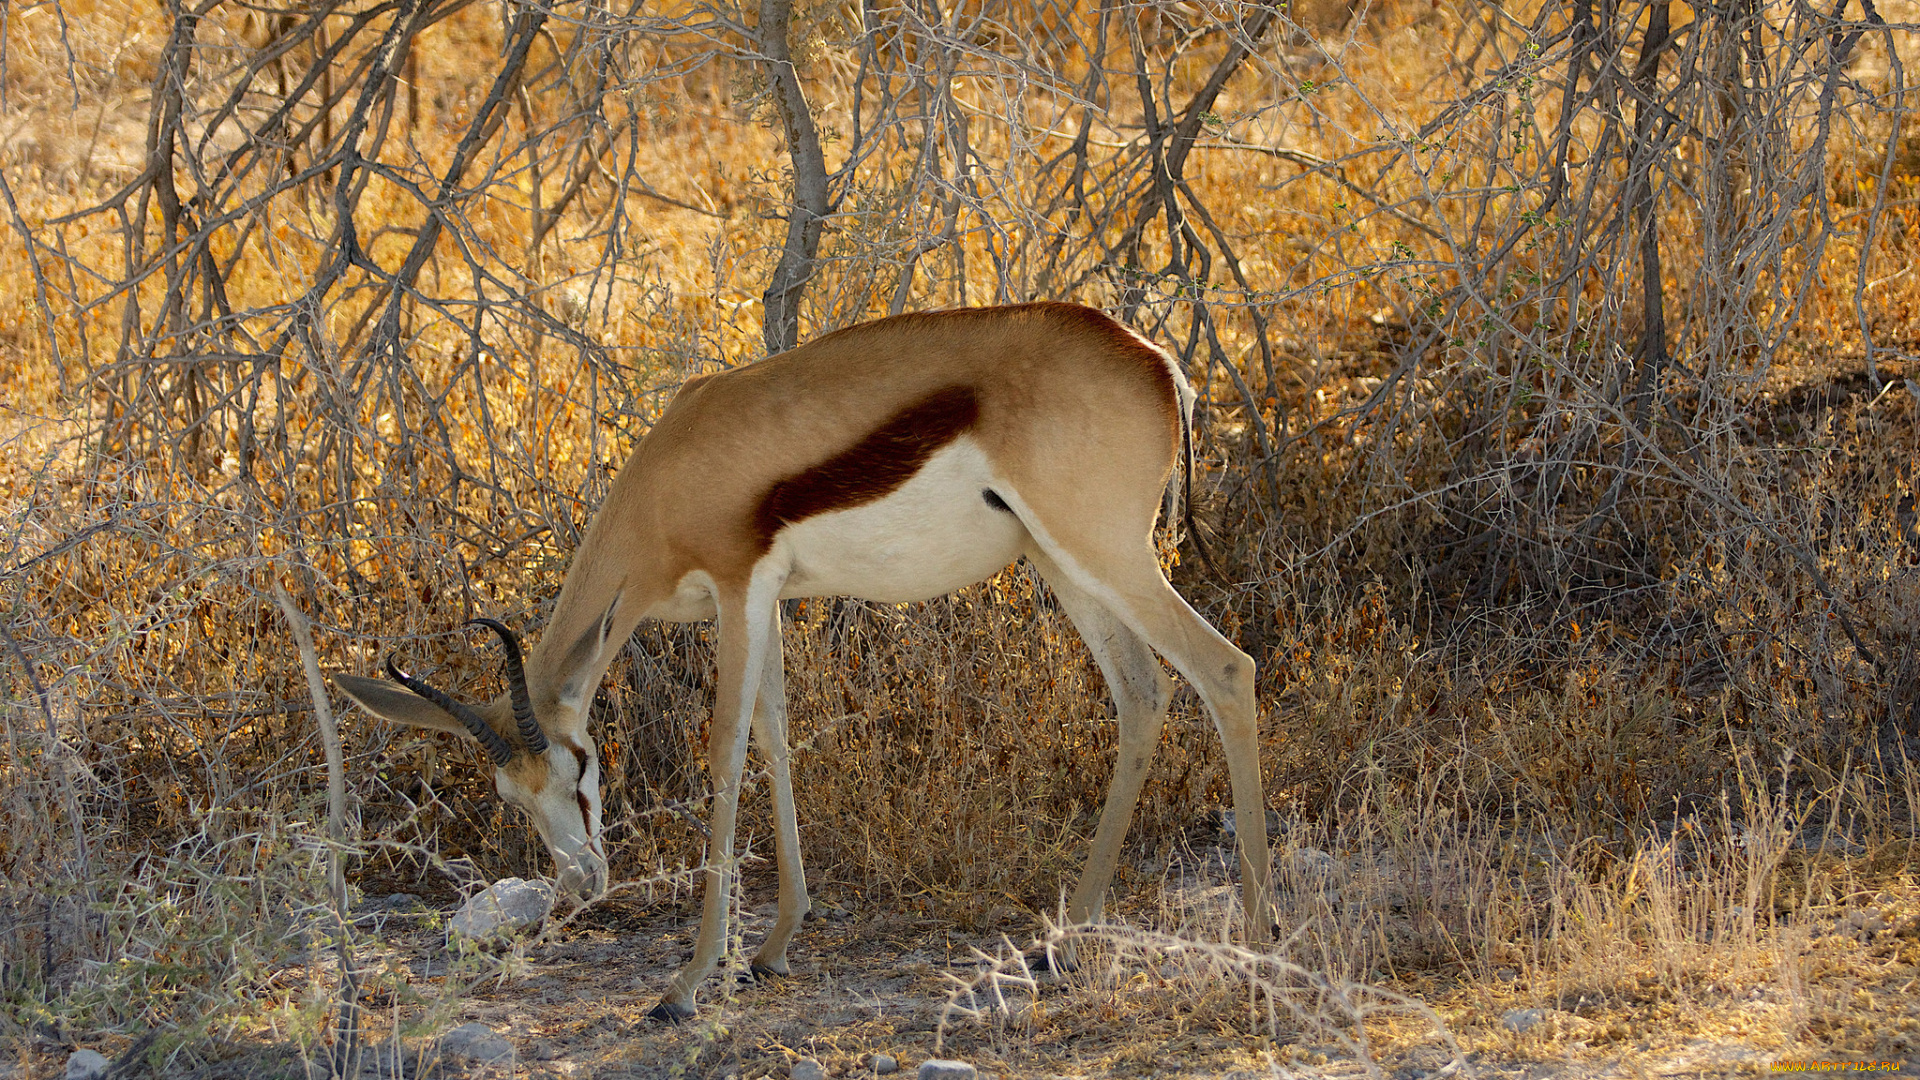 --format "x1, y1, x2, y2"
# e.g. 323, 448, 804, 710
918, 1061, 976, 1080
871, 1054, 899, 1075
1842, 907, 1891, 938
439, 1022, 514, 1063
1290, 847, 1340, 876
65, 1049, 110, 1080
448, 878, 554, 940
791, 1059, 829, 1080
1502, 1008, 1548, 1034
